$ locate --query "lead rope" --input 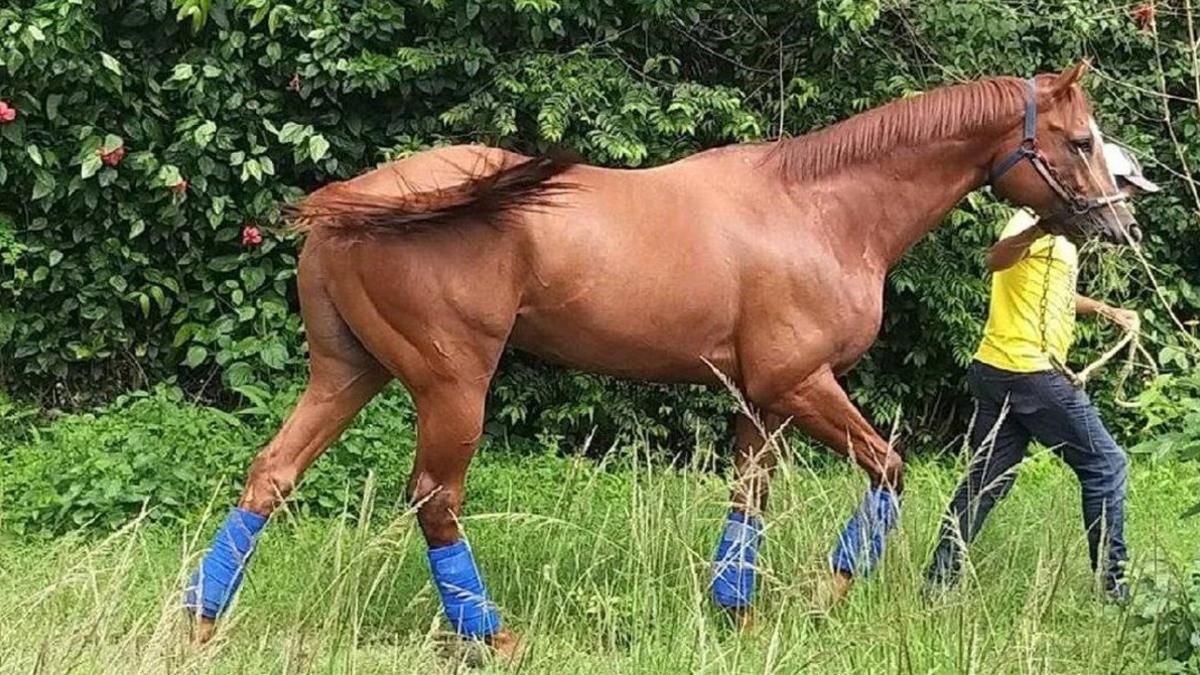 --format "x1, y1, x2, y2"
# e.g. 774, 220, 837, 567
1038, 234, 1144, 390
1036, 236, 1078, 381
